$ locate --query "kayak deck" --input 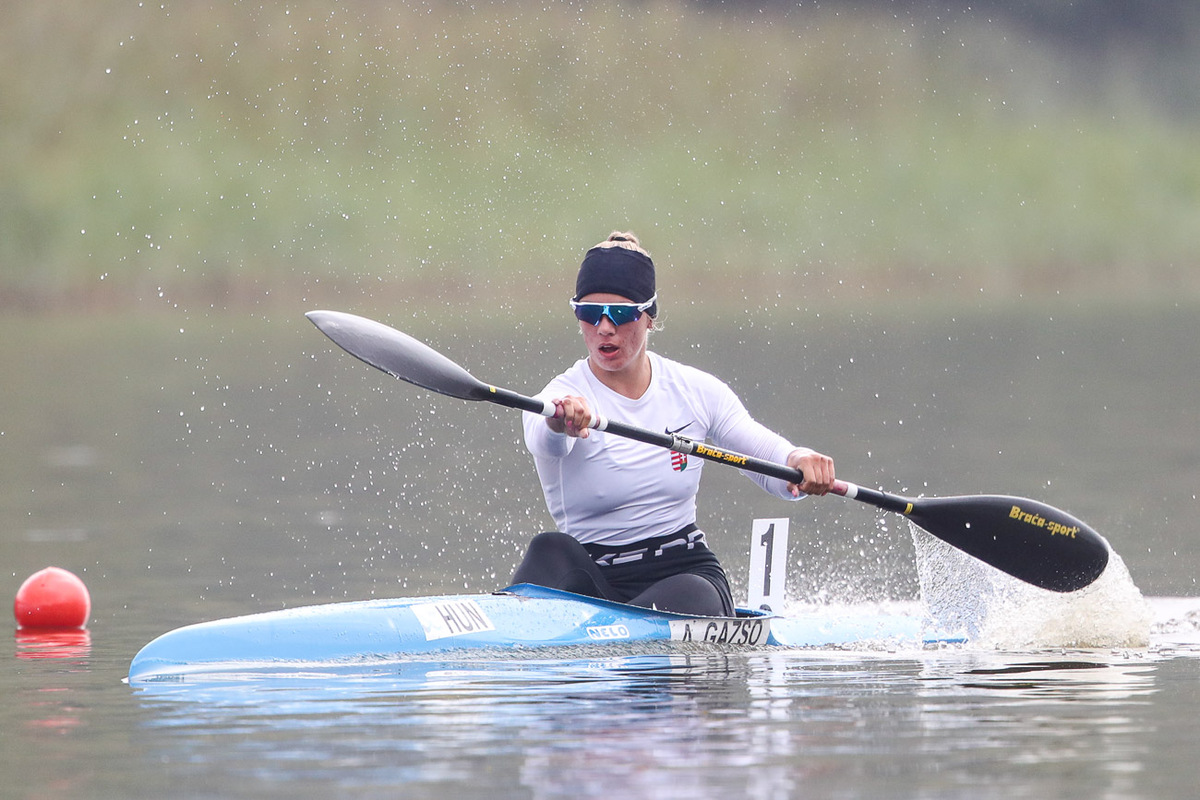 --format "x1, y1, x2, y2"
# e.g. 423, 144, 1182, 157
128, 583, 930, 684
